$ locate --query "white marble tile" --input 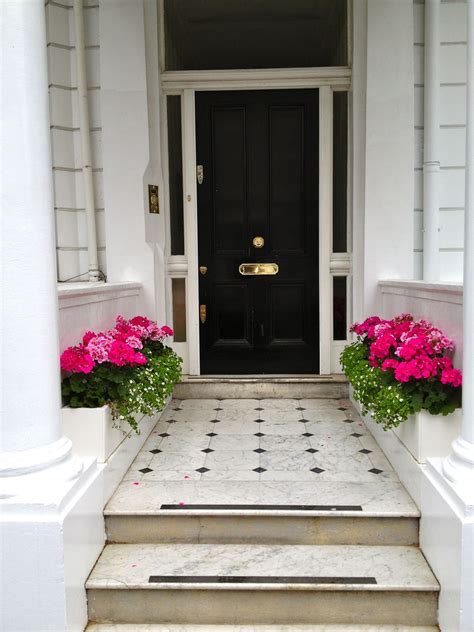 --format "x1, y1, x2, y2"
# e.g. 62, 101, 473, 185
260, 435, 311, 451
165, 421, 215, 435
87, 543, 439, 590
257, 421, 305, 436
204, 450, 260, 471
303, 410, 355, 422
158, 435, 211, 452
259, 399, 300, 410
259, 470, 327, 482
260, 451, 319, 472
200, 469, 260, 481
215, 421, 263, 435
304, 421, 357, 436
219, 399, 261, 410
138, 470, 202, 482
165, 409, 218, 423
259, 410, 304, 423
149, 452, 206, 471
217, 410, 263, 423
210, 434, 259, 451
179, 399, 221, 410
299, 398, 341, 409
